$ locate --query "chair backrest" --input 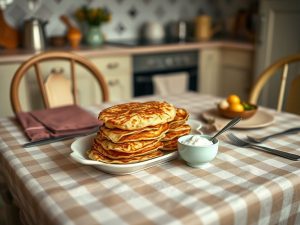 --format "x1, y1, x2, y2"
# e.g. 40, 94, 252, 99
152, 72, 188, 95
285, 75, 300, 115
10, 51, 109, 114
44, 68, 74, 108
249, 54, 300, 113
